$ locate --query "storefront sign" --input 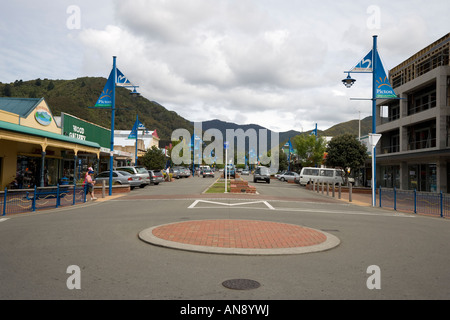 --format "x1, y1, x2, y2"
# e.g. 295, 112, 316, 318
35, 106, 52, 126
62, 113, 110, 149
